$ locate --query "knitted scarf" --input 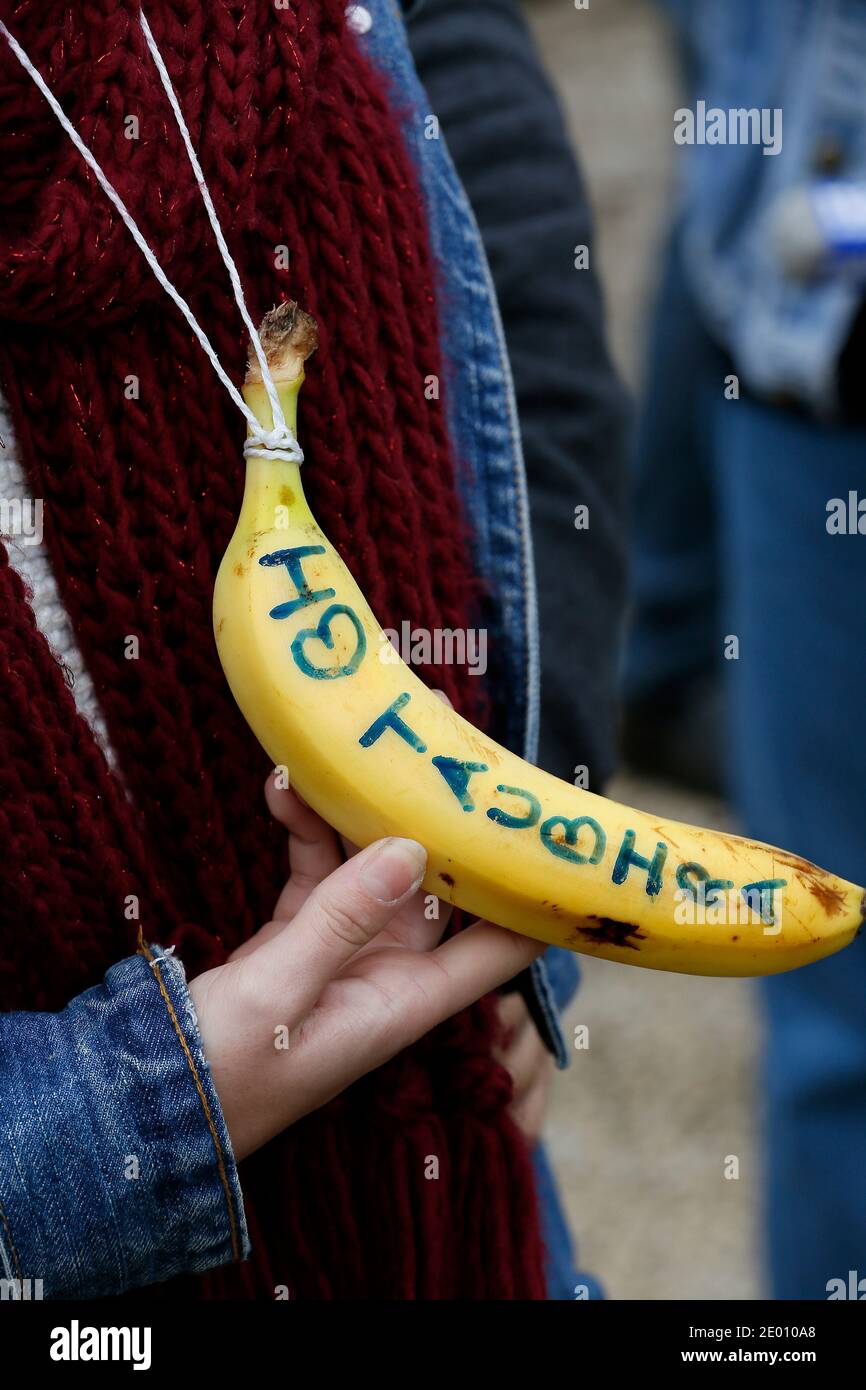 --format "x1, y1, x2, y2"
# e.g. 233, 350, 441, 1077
0, 0, 546, 1298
